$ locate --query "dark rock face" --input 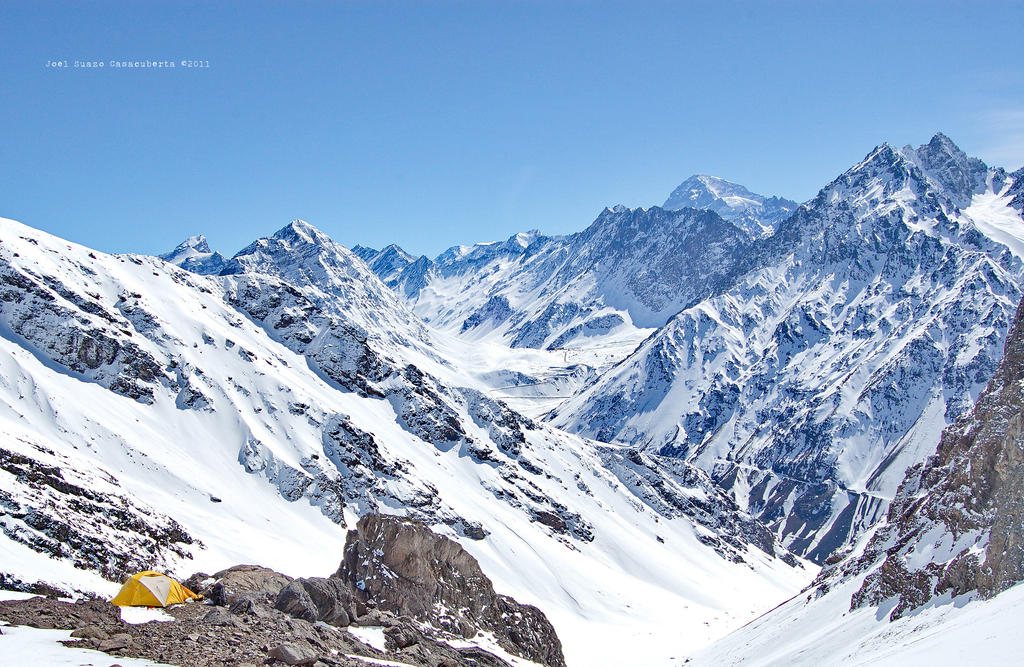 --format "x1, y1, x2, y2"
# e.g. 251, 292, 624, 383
852, 293, 1024, 618
275, 514, 565, 667
338, 515, 565, 667
276, 577, 358, 626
